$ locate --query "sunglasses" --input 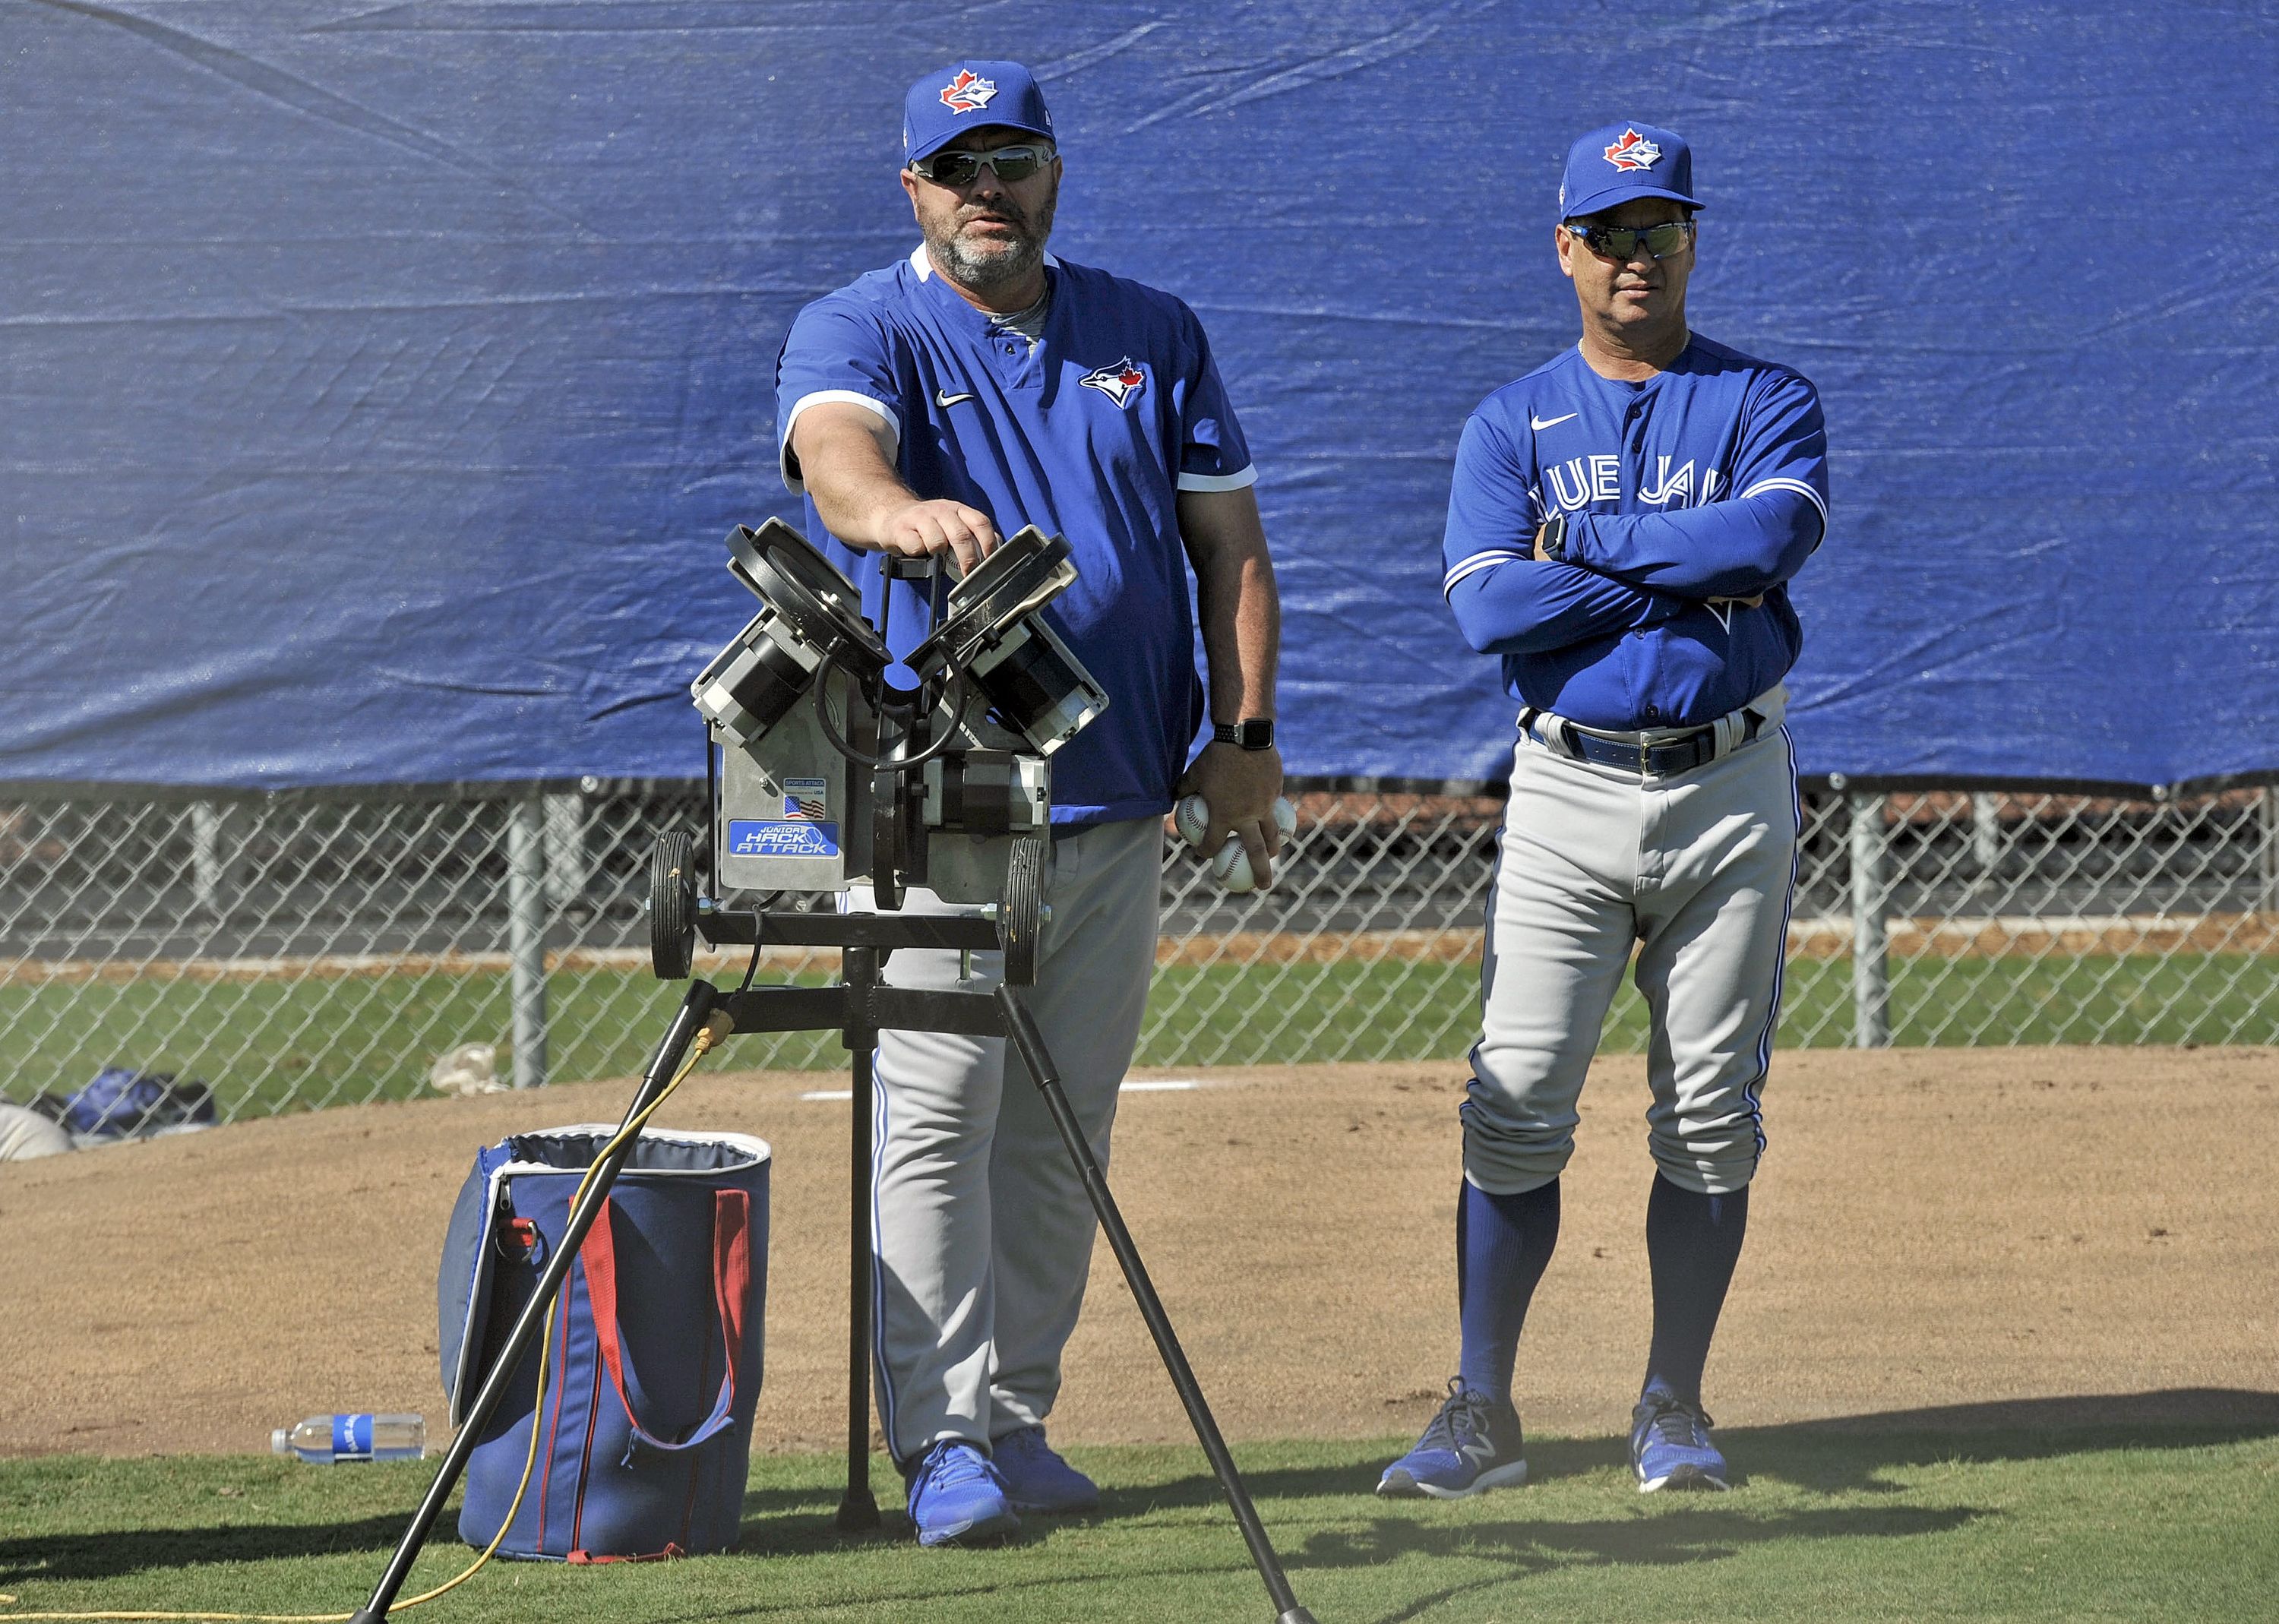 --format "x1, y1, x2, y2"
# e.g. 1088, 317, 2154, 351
1563, 219, 1696, 261
908, 144, 1056, 187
